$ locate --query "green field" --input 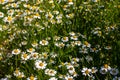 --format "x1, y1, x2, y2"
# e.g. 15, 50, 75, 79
0, 0, 120, 80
